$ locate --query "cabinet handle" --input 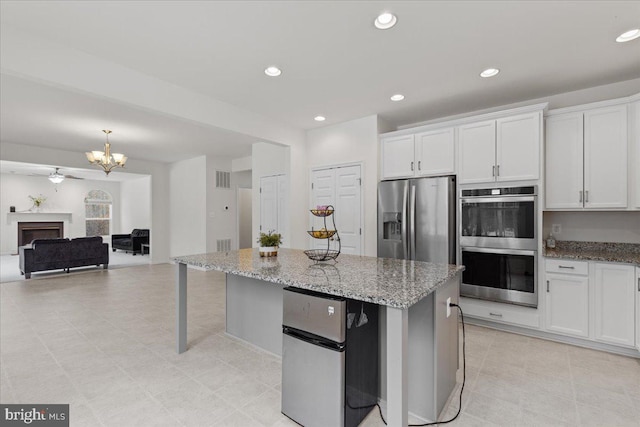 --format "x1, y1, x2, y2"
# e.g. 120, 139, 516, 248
492, 165, 496, 177
558, 265, 575, 269
579, 191, 583, 203
637, 277, 639, 292
411, 161, 414, 171
418, 160, 421, 170
489, 312, 503, 318
496, 165, 500, 176
585, 190, 589, 203
547, 280, 550, 292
